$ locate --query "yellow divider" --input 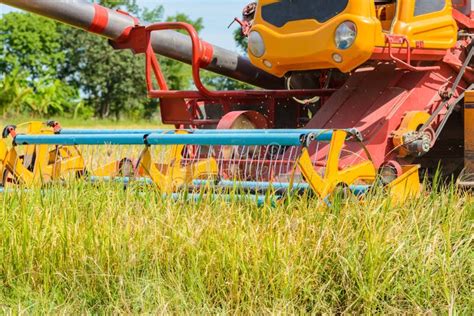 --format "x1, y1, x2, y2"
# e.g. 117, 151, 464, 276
388, 165, 421, 203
